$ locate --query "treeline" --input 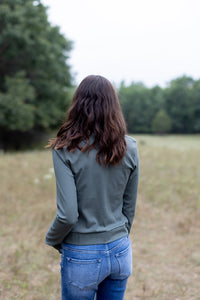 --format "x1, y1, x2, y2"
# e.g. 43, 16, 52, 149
118, 76, 200, 134
0, 1, 199, 150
